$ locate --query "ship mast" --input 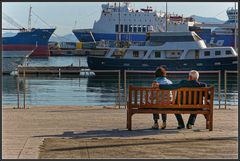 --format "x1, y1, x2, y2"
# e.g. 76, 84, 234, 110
234, 2, 237, 51
165, 2, 168, 32
28, 5, 32, 31
118, 2, 121, 42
